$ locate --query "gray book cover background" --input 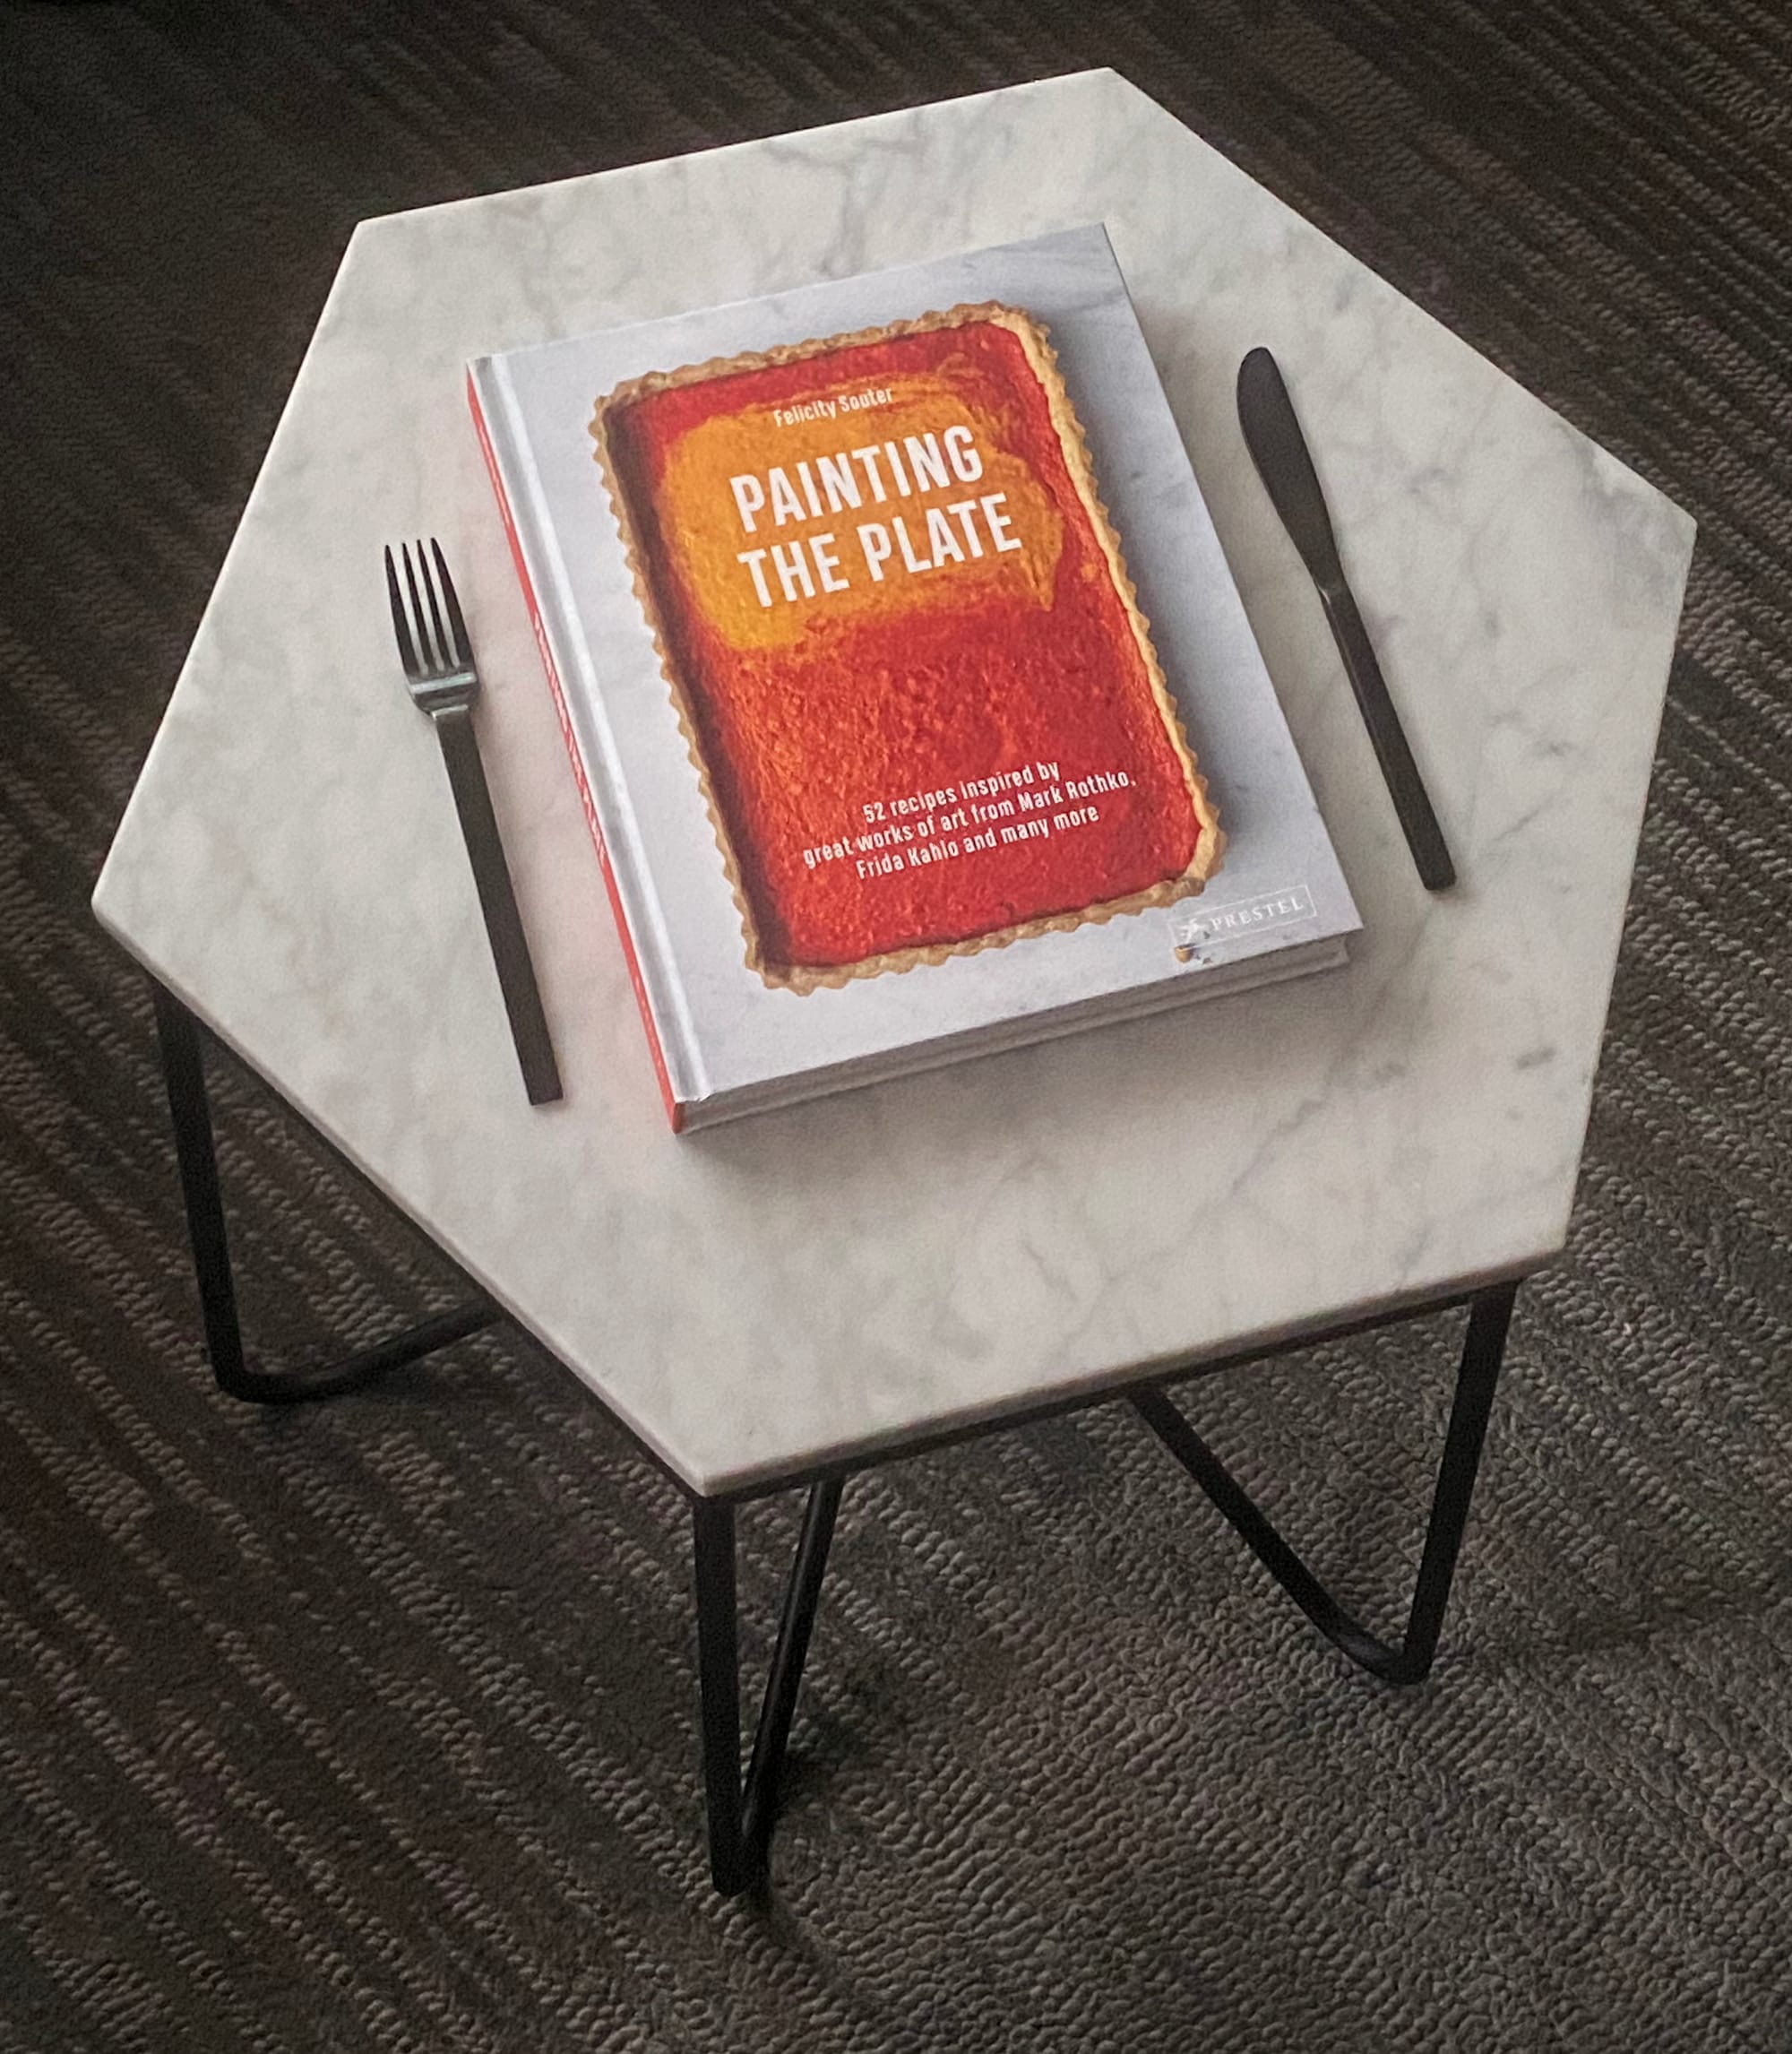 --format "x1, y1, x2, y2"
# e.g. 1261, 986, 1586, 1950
471, 226, 1359, 1123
